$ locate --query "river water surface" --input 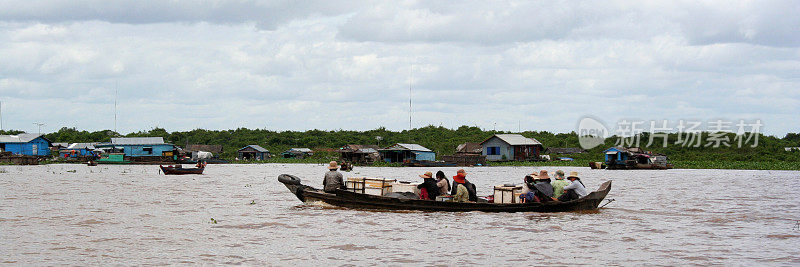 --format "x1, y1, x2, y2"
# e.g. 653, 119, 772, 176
1, 164, 799, 265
